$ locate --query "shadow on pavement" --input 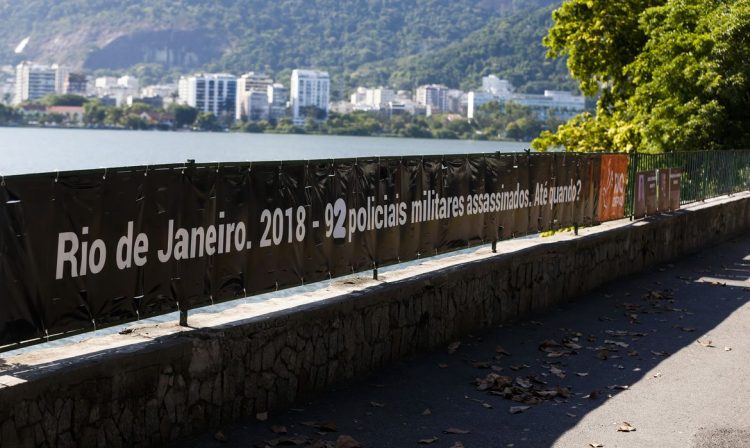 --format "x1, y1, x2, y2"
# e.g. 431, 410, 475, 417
175, 235, 750, 448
